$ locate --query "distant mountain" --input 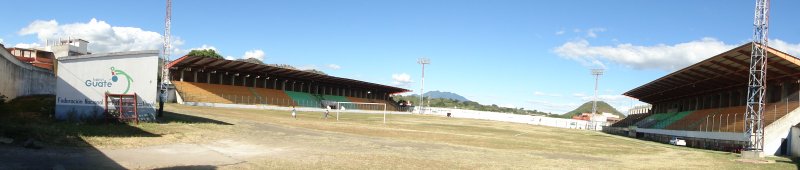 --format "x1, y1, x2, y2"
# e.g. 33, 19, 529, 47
422, 91, 471, 102
563, 101, 625, 118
